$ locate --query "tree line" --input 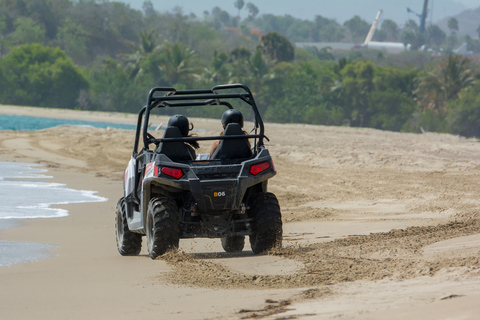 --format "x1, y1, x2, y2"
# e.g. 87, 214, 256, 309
0, 0, 480, 137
